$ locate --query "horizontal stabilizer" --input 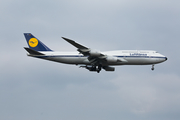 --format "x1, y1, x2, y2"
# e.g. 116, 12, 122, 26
24, 47, 44, 55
